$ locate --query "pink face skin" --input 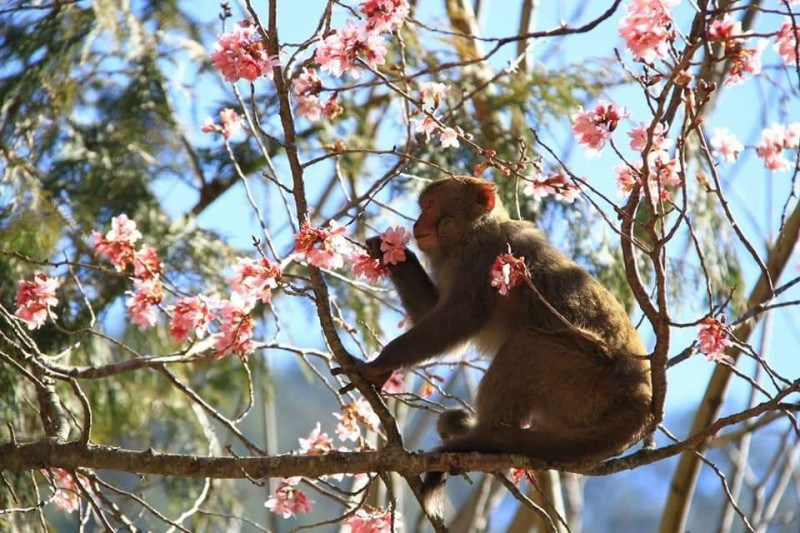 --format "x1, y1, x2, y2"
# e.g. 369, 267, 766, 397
413, 195, 439, 252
